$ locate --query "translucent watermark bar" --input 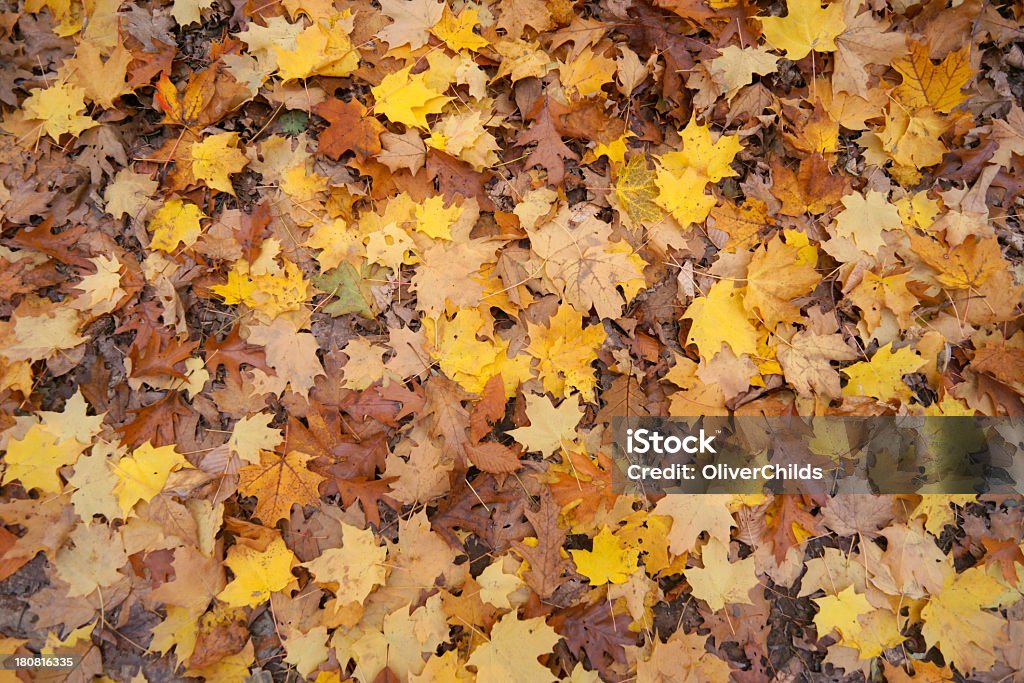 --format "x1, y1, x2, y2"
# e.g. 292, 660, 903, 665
610, 416, 1024, 495
0, 654, 81, 670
